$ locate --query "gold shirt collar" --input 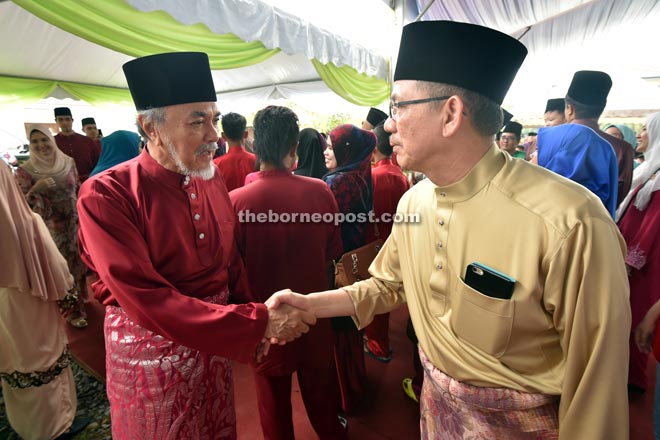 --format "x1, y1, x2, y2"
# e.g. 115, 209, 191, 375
432, 145, 506, 202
